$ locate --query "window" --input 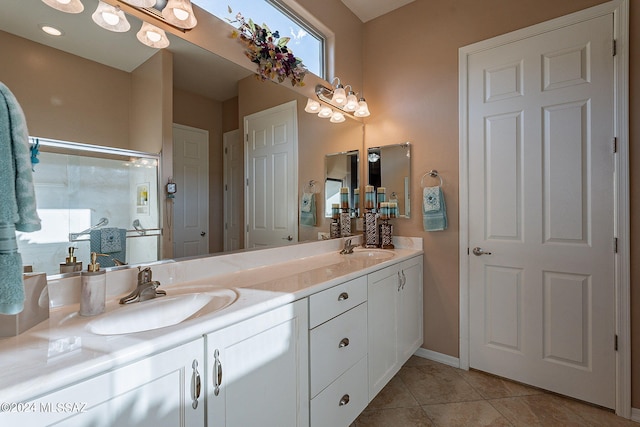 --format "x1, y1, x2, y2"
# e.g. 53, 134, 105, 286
195, 0, 325, 78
